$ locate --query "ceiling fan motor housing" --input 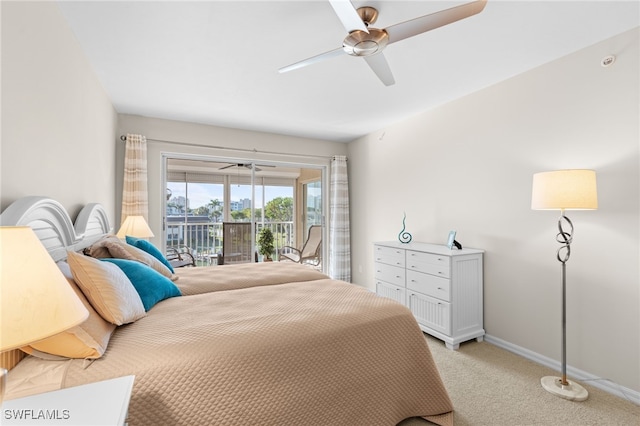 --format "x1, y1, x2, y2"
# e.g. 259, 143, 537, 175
342, 6, 388, 57
343, 28, 389, 56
